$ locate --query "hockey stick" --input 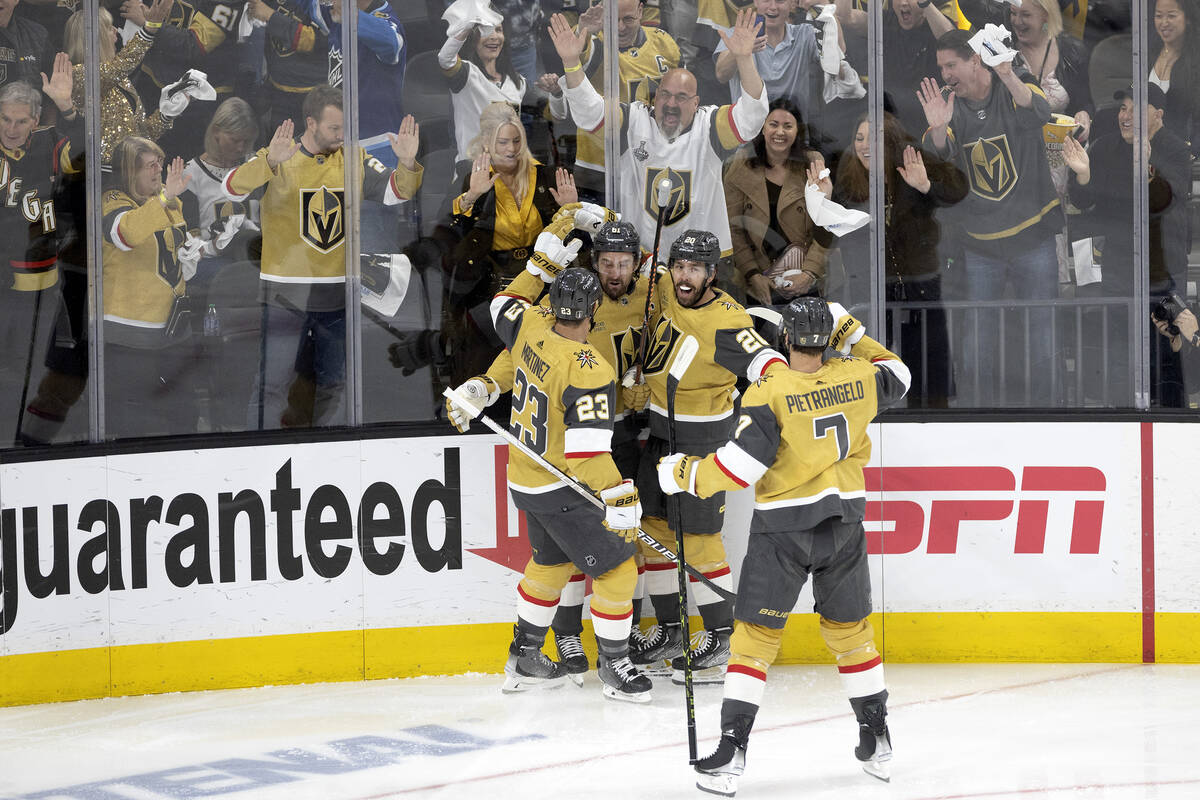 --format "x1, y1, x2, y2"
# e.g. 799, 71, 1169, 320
633, 178, 672, 383
665, 333, 700, 764
442, 386, 735, 603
